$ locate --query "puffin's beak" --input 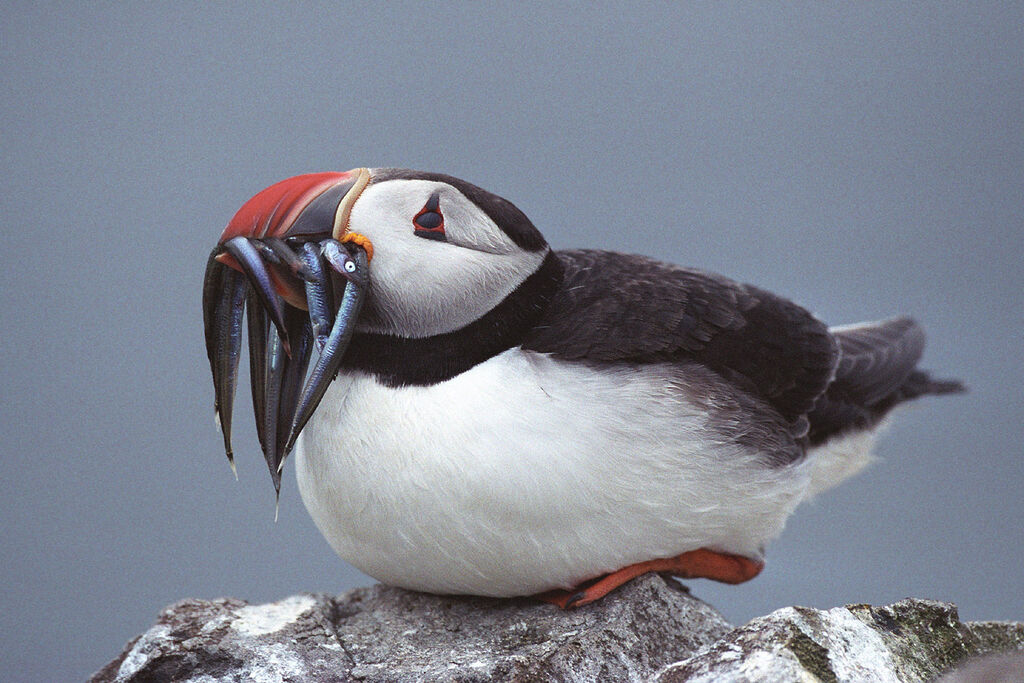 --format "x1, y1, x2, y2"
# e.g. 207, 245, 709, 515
215, 168, 371, 310
219, 167, 370, 242
202, 168, 372, 496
